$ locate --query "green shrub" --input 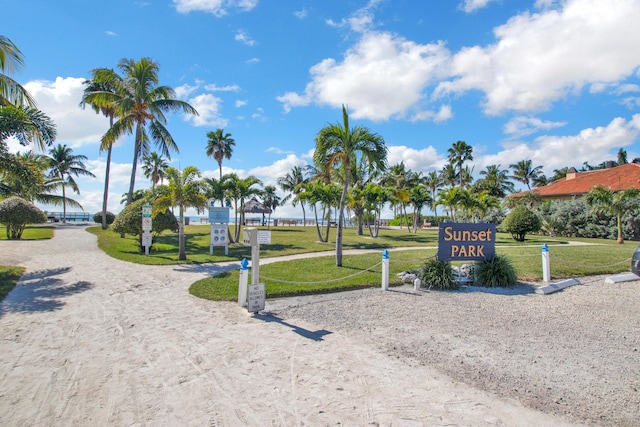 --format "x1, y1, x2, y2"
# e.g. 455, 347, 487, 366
501, 205, 541, 241
93, 211, 116, 225
112, 199, 178, 238
0, 196, 47, 239
417, 258, 458, 290
474, 255, 518, 287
